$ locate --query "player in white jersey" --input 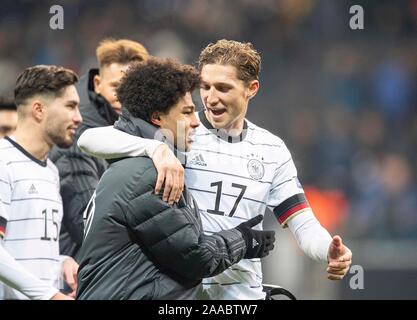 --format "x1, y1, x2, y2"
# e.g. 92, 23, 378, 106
0, 65, 82, 300
0, 196, 70, 299
77, 40, 353, 300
